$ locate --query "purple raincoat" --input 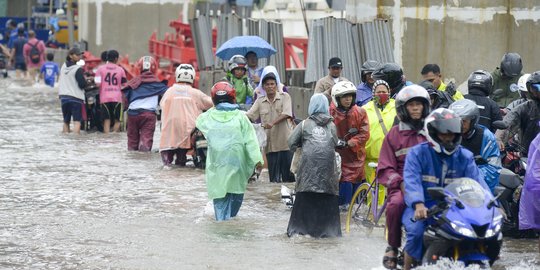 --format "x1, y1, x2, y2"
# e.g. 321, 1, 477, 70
519, 130, 540, 230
